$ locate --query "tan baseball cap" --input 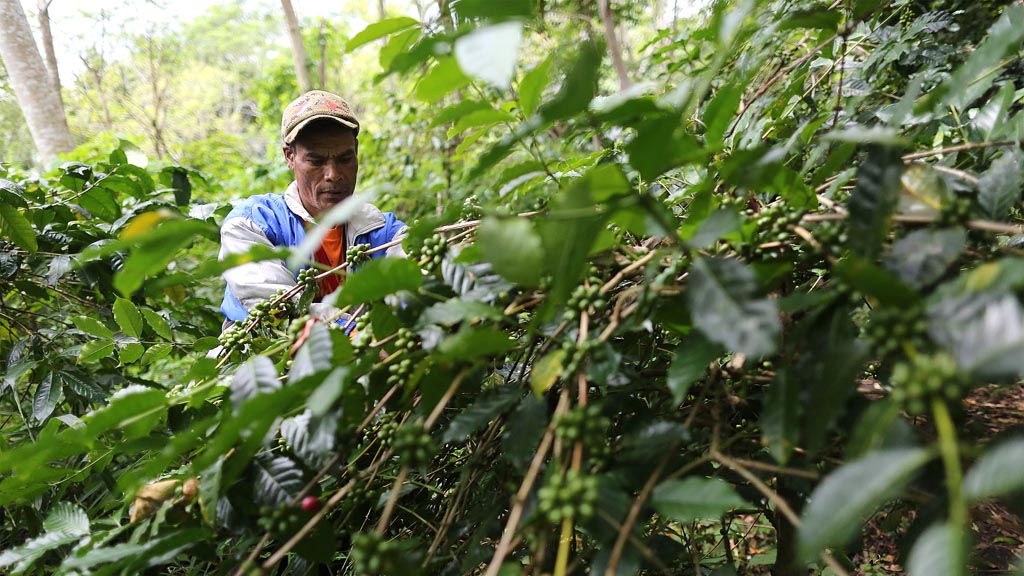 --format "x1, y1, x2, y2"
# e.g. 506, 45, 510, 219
281, 90, 360, 144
